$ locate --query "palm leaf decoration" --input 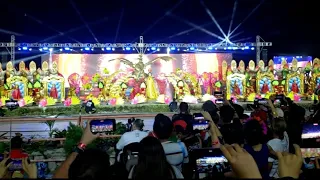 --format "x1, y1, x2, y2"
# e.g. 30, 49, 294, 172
27, 82, 33, 89
4, 84, 9, 90
272, 80, 279, 86
215, 81, 222, 88
33, 81, 41, 88
281, 80, 286, 85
